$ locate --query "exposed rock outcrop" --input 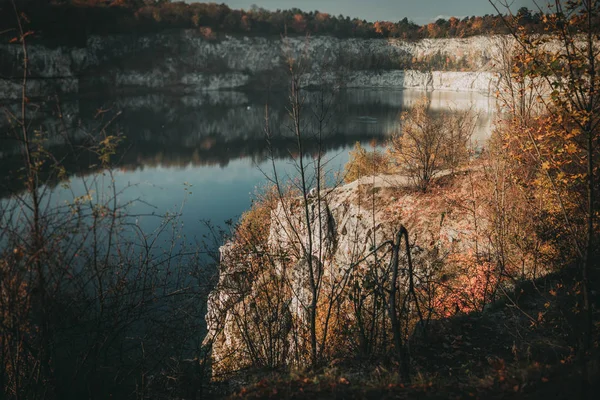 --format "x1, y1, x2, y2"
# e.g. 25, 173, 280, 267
203, 167, 518, 376
1, 33, 507, 99
203, 183, 398, 375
